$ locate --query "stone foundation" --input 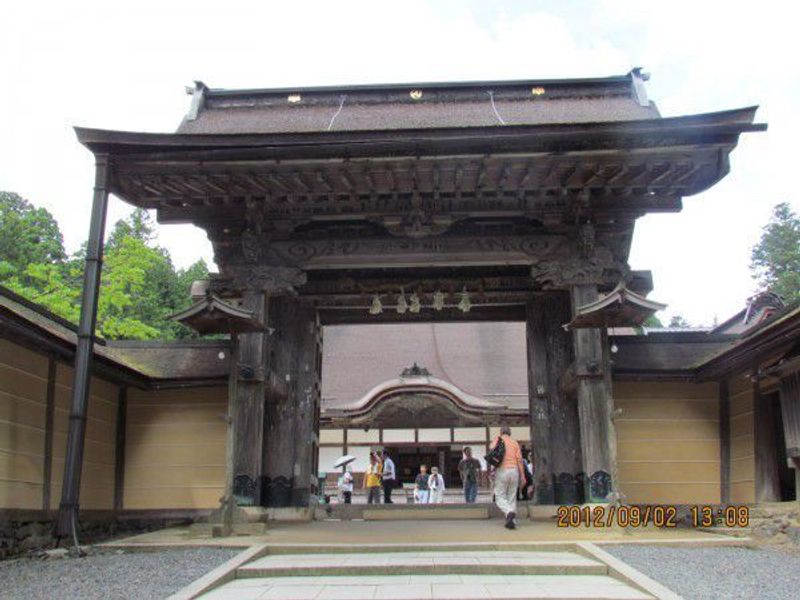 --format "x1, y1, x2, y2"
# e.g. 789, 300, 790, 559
0, 509, 209, 560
